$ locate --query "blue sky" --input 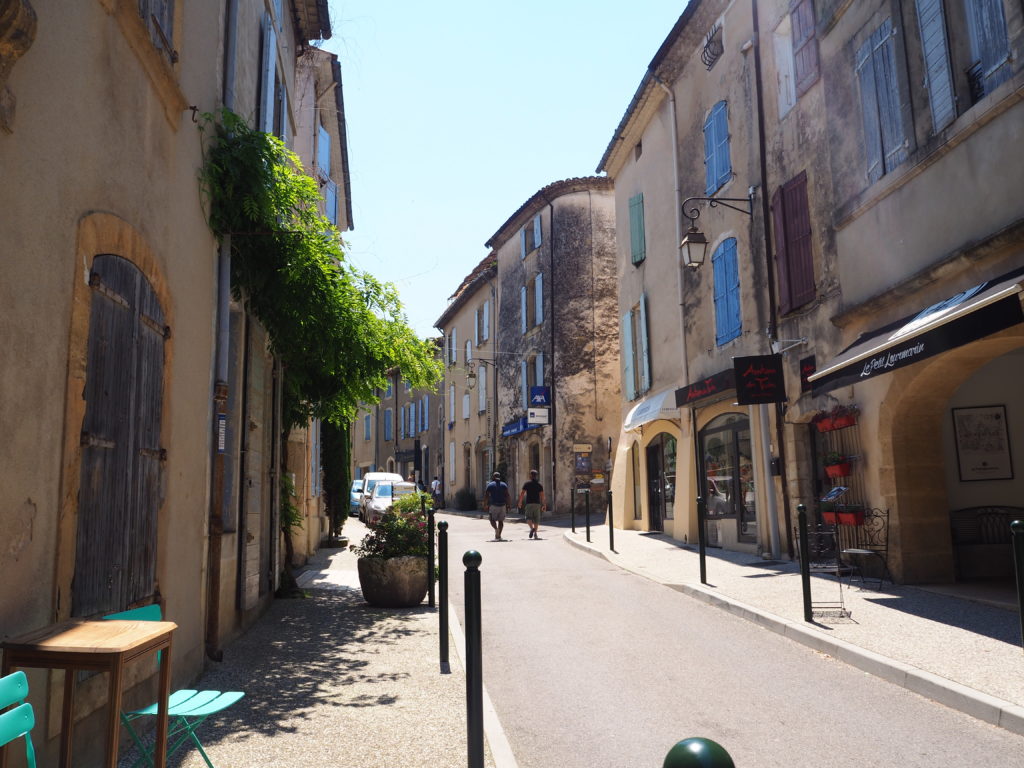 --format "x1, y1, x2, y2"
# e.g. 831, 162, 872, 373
324, 1, 687, 338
